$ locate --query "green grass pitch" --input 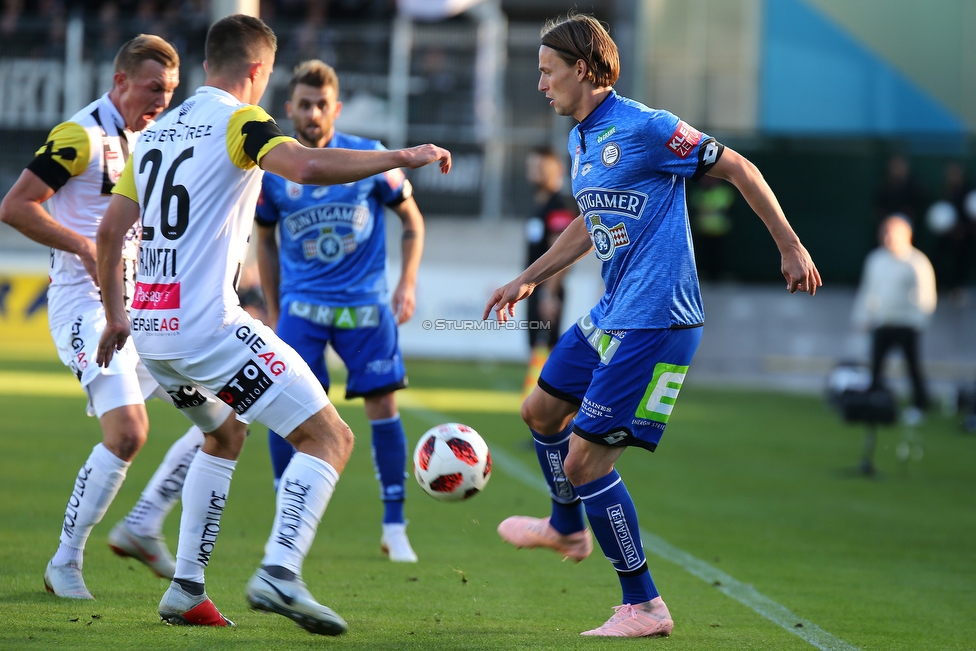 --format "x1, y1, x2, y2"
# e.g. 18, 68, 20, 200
1, 357, 974, 650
